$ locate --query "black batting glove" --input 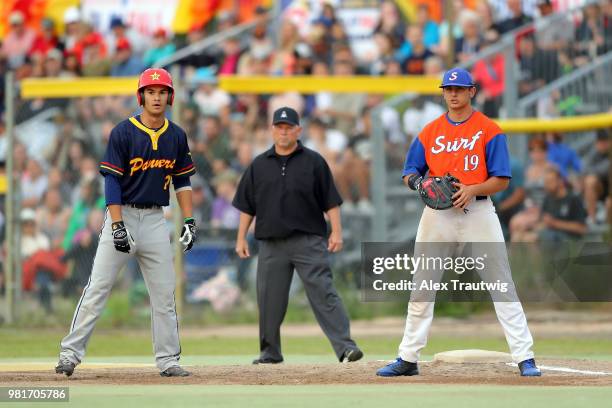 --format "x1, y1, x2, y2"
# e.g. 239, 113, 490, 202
112, 221, 135, 253
179, 218, 196, 252
407, 174, 423, 191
